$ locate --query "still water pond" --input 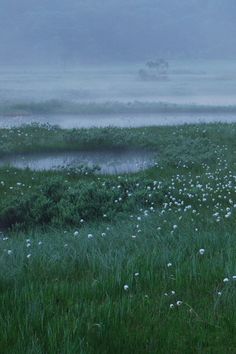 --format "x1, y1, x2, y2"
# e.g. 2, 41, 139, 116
0, 150, 156, 174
